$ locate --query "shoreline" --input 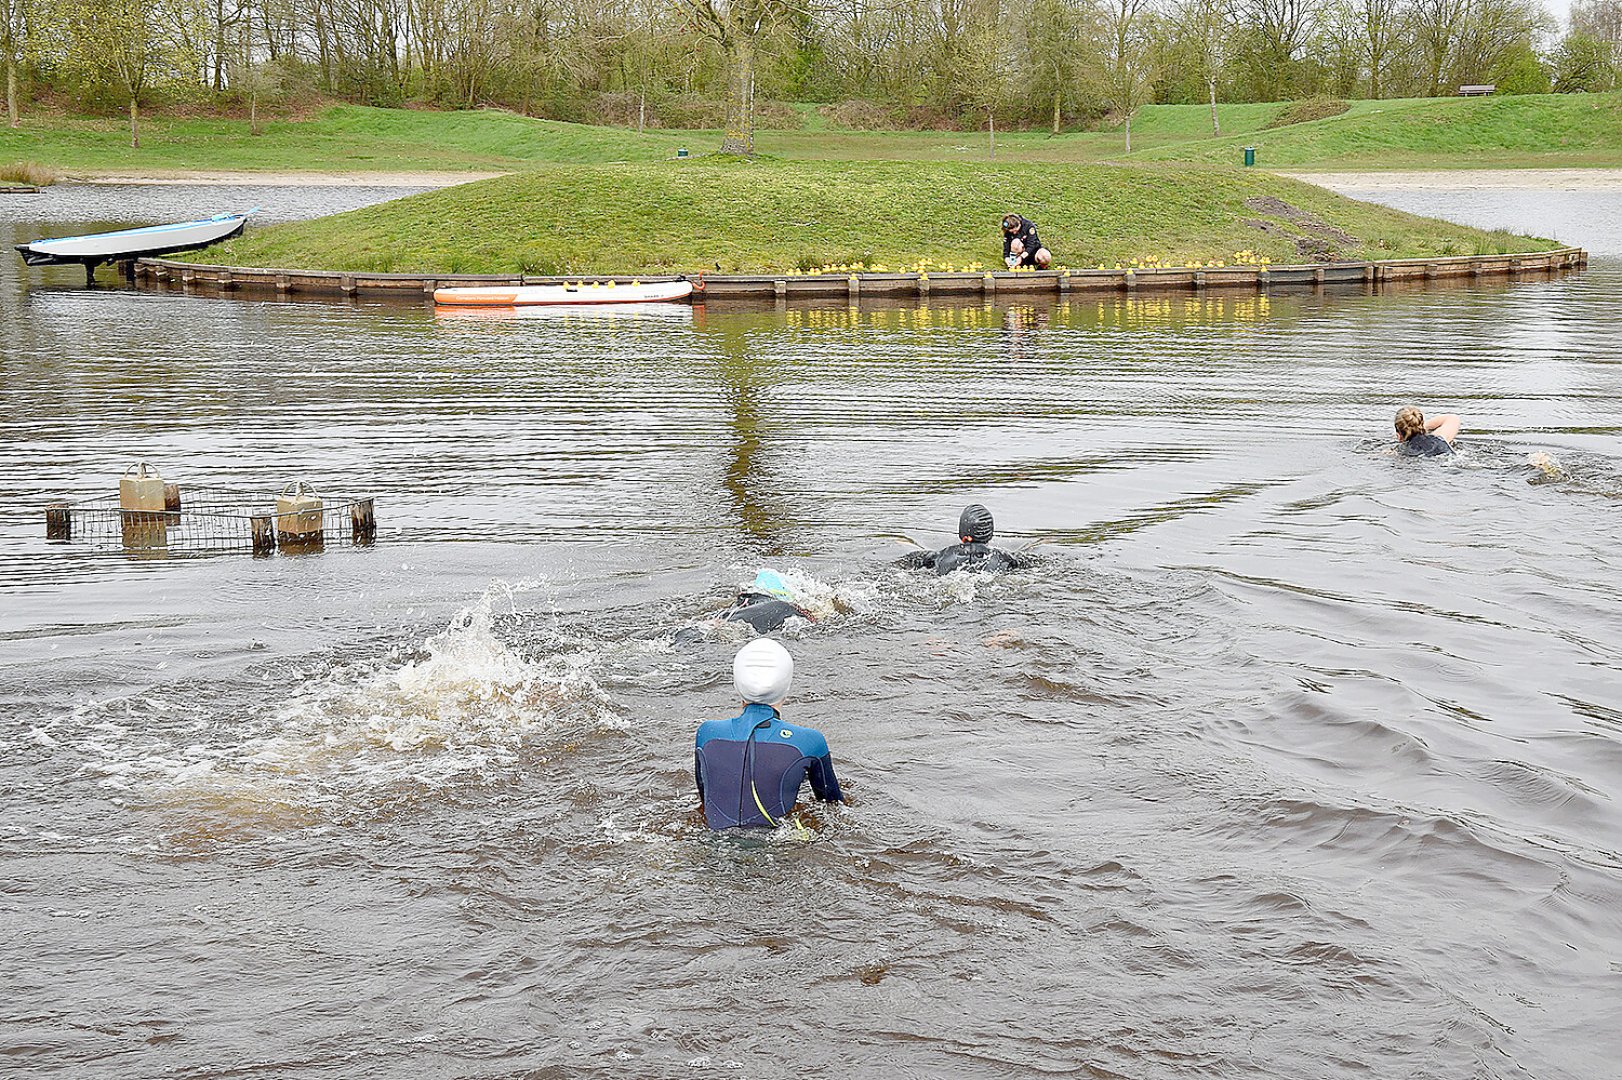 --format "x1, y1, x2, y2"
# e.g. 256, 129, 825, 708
1283, 168, 1622, 191
135, 247, 1589, 305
